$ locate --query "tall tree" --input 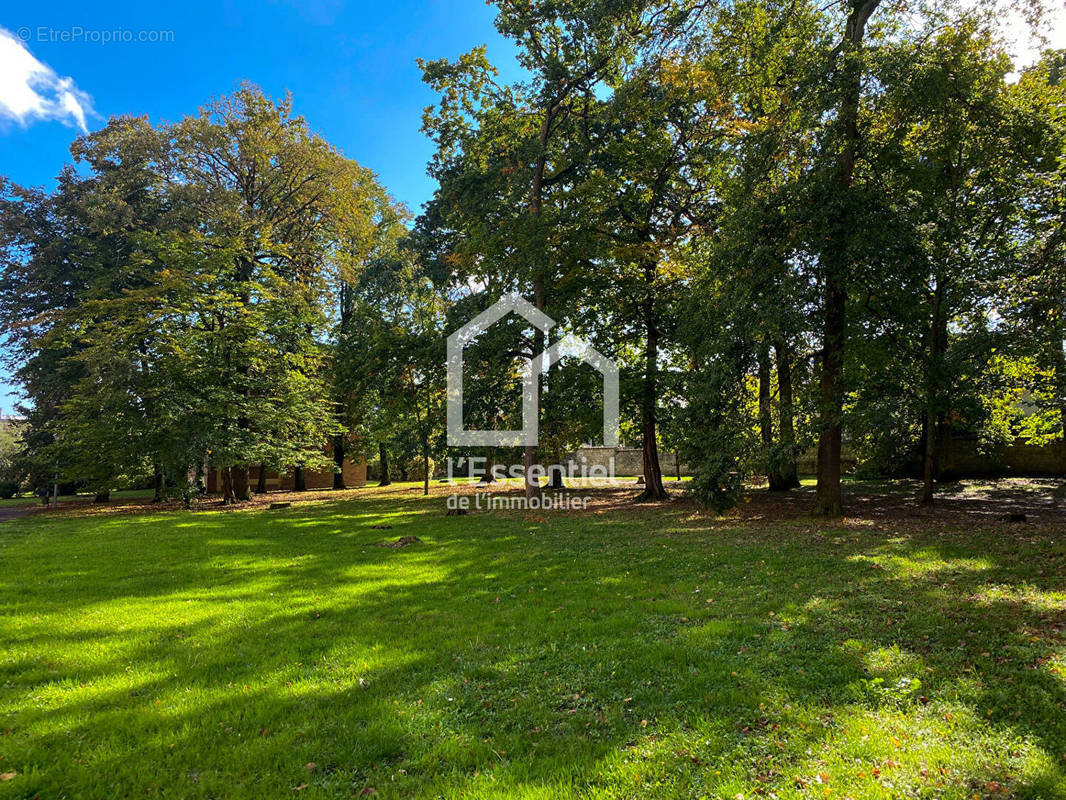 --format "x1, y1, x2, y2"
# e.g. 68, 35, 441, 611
810, 0, 883, 516
420, 0, 657, 497
1003, 50, 1066, 448
1, 87, 394, 504
171, 85, 369, 501
572, 55, 728, 500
